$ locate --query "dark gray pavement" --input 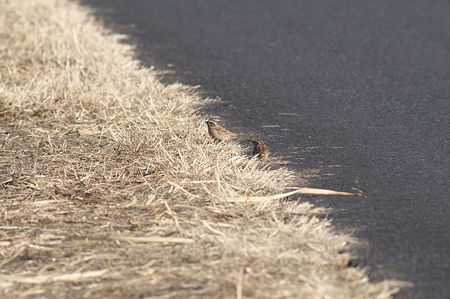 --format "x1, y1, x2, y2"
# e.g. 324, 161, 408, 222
81, 1, 450, 298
